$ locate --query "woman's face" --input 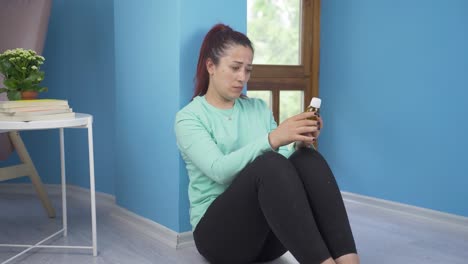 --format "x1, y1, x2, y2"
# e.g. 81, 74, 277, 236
206, 44, 253, 104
